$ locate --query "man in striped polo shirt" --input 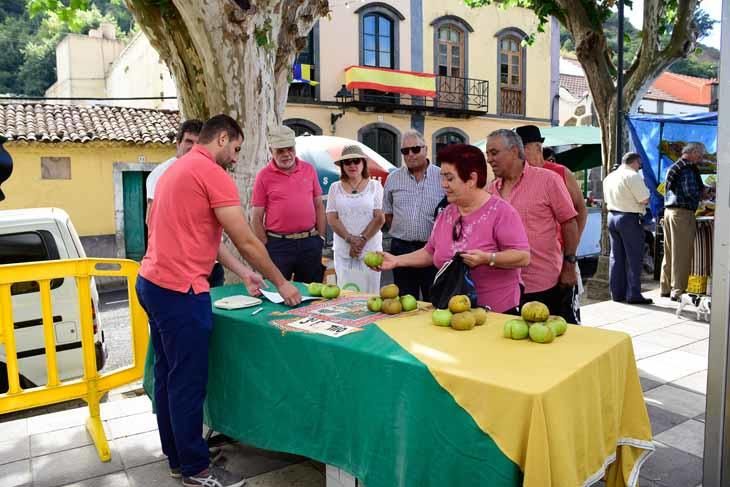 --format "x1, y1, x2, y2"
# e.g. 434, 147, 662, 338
383, 129, 445, 300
